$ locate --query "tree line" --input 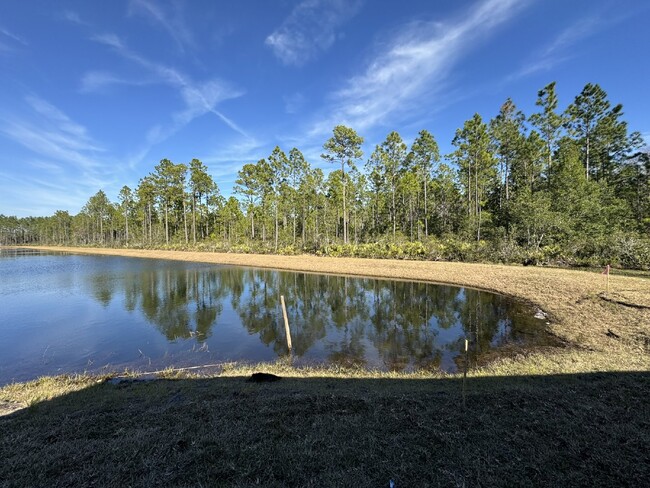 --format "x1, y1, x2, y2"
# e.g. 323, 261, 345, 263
1, 82, 649, 268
